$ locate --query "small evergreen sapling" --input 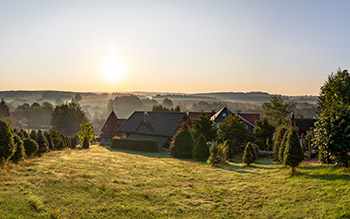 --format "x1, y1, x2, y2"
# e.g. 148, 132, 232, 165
283, 127, 304, 175
0, 120, 16, 163
172, 129, 195, 158
192, 134, 210, 161
207, 141, 220, 165
278, 131, 289, 164
10, 134, 25, 163
82, 137, 89, 149
273, 126, 288, 161
243, 142, 254, 166
36, 130, 49, 155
